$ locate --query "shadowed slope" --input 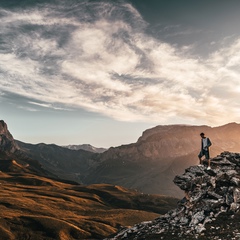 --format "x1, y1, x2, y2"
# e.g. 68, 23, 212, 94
16, 140, 96, 183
